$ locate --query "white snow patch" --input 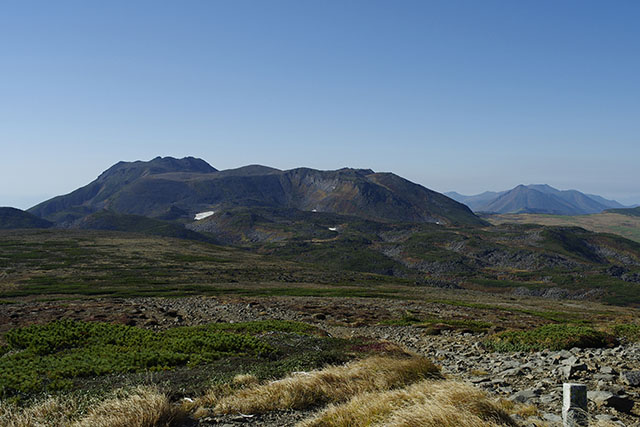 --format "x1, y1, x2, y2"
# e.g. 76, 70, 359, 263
194, 211, 214, 220
328, 227, 338, 232
312, 209, 317, 212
